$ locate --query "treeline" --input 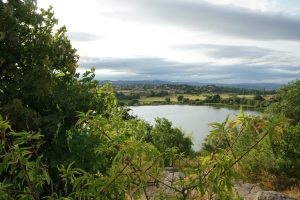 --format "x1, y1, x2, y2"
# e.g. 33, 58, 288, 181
177, 94, 271, 107
114, 84, 275, 97
114, 84, 276, 108
123, 93, 273, 109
